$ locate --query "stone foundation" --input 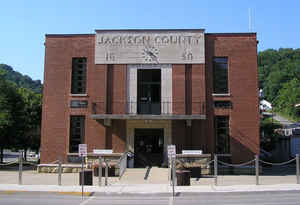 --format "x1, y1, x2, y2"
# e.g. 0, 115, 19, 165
175, 154, 212, 177
37, 164, 82, 173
